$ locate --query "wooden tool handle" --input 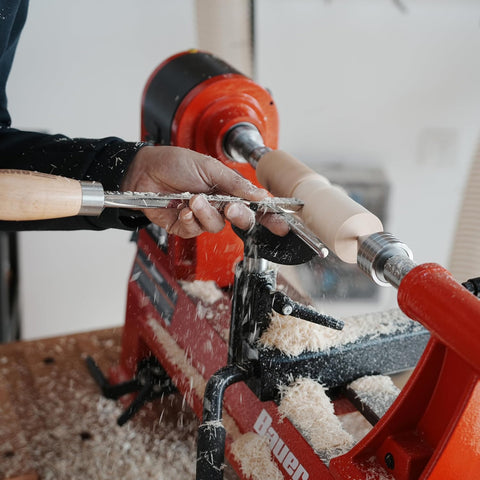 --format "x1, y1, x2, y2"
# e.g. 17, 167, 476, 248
0, 169, 84, 221
256, 150, 384, 263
